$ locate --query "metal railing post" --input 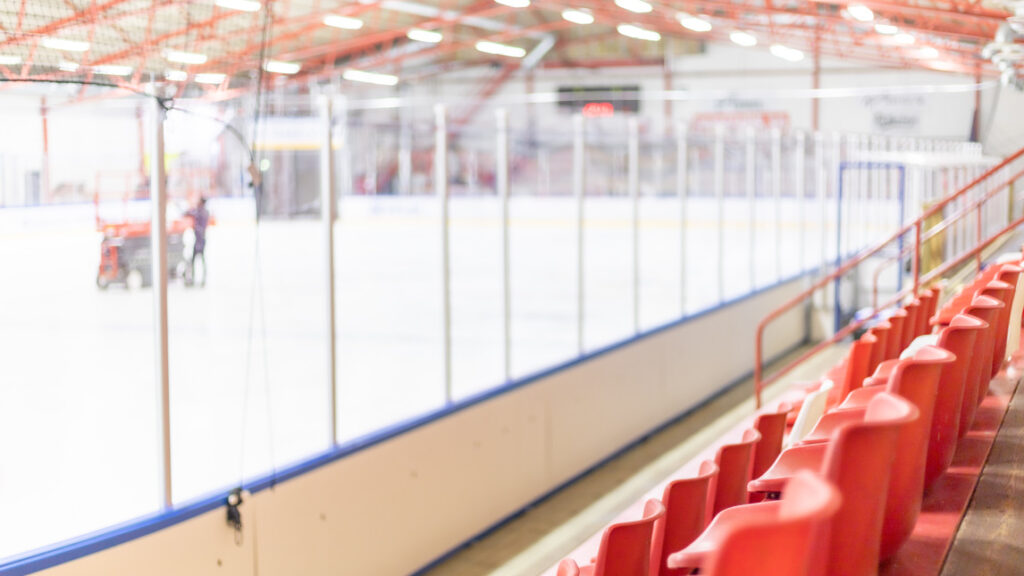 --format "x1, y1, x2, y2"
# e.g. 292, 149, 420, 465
816, 133, 827, 276
715, 125, 725, 302
320, 96, 338, 446
496, 108, 511, 381
628, 117, 640, 333
796, 131, 807, 273
772, 128, 782, 280
677, 122, 688, 315
435, 104, 452, 402
150, 97, 172, 509
746, 126, 756, 291
573, 114, 585, 353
